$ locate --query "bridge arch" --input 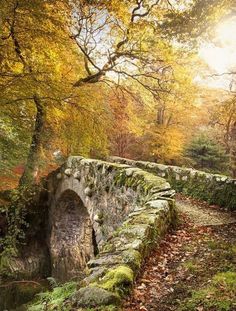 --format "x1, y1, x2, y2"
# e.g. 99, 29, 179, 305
49, 189, 96, 281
